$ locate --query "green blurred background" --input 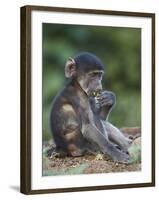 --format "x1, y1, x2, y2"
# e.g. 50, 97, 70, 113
42, 23, 141, 141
